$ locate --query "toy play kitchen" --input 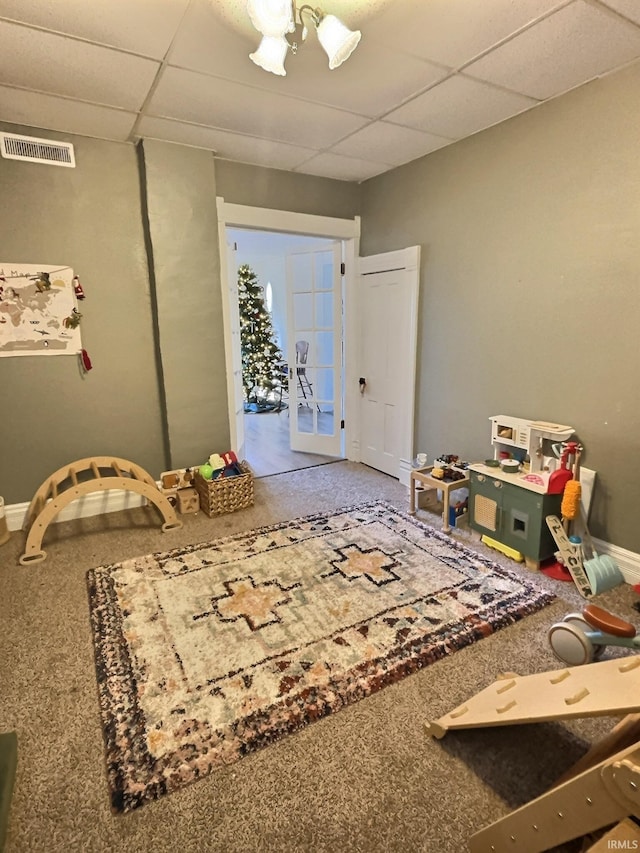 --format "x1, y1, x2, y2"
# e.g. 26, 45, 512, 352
468, 416, 577, 569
